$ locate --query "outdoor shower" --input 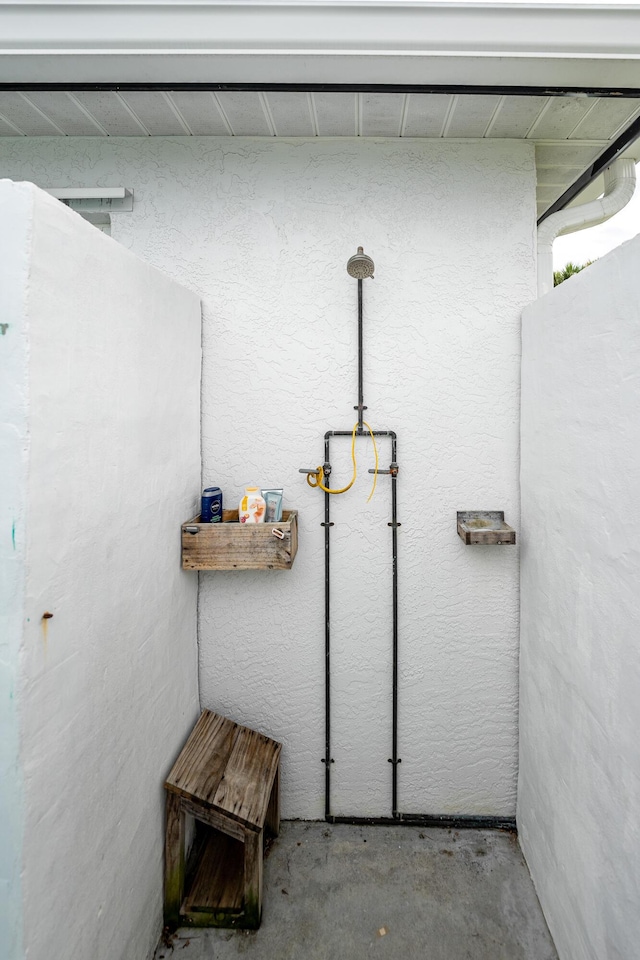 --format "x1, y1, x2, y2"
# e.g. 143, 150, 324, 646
300, 247, 400, 822
300, 248, 513, 830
